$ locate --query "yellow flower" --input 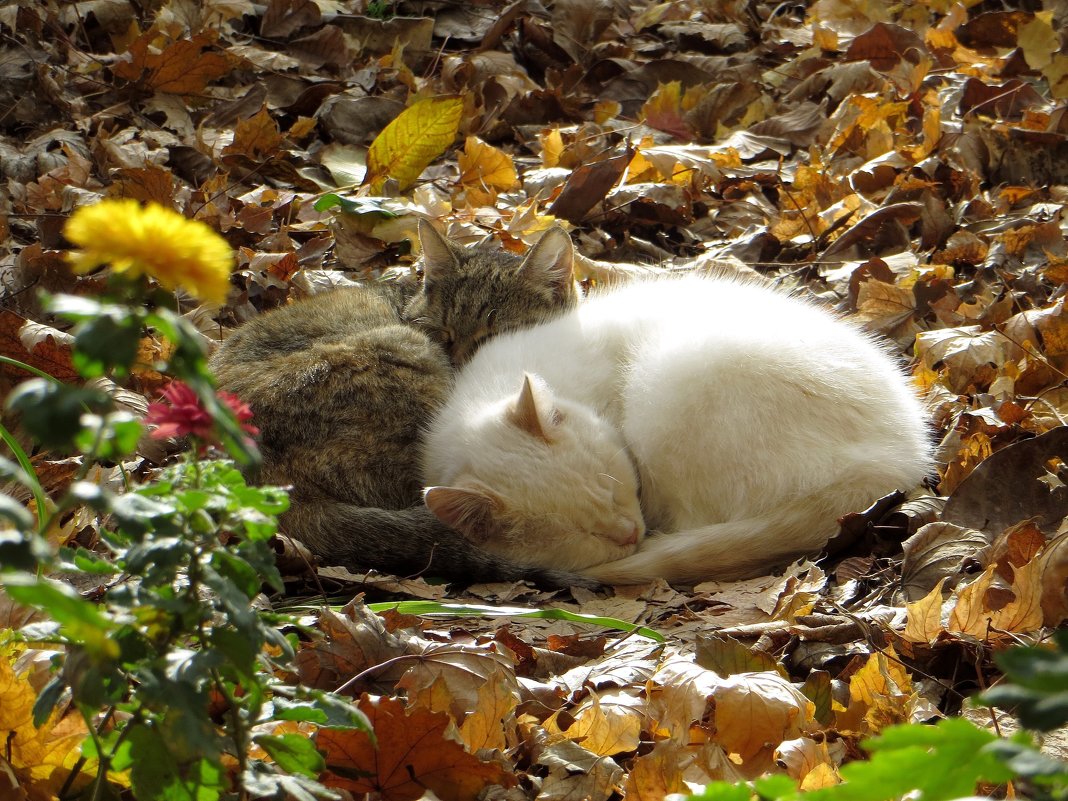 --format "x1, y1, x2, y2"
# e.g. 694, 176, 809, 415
65, 199, 234, 304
